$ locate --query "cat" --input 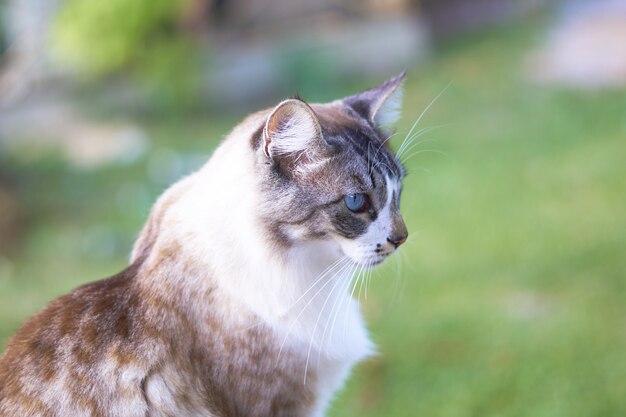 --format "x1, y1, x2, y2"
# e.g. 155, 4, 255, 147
0, 73, 408, 417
